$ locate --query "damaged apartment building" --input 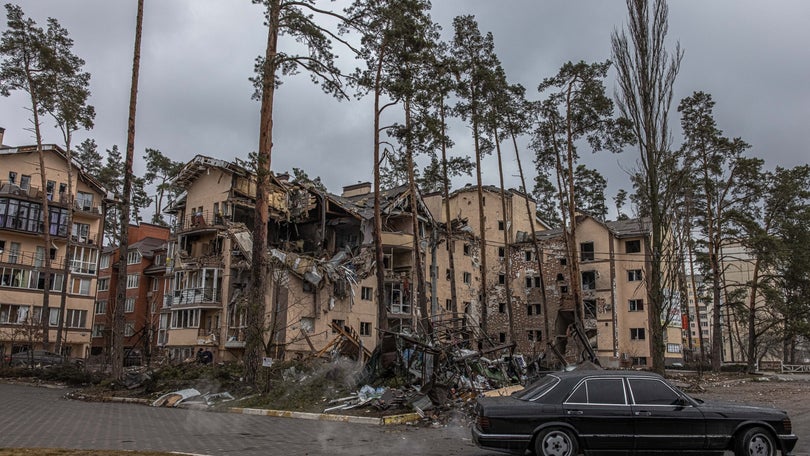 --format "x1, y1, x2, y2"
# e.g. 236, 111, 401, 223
159, 156, 434, 362
156, 155, 682, 368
